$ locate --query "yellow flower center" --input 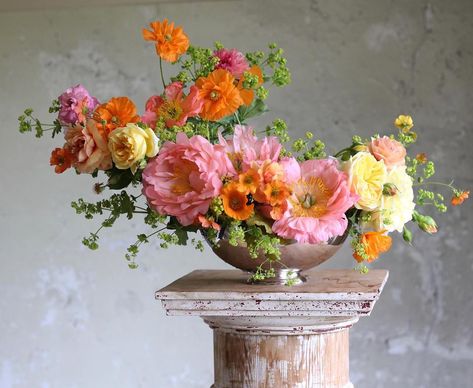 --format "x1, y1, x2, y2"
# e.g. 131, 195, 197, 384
164, 34, 172, 42
291, 177, 332, 218
158, 100, 182, 121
